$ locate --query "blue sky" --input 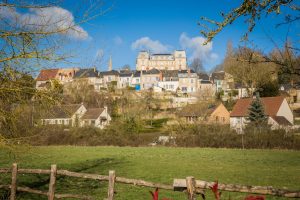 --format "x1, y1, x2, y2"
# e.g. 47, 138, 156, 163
60, 0, 300, 71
